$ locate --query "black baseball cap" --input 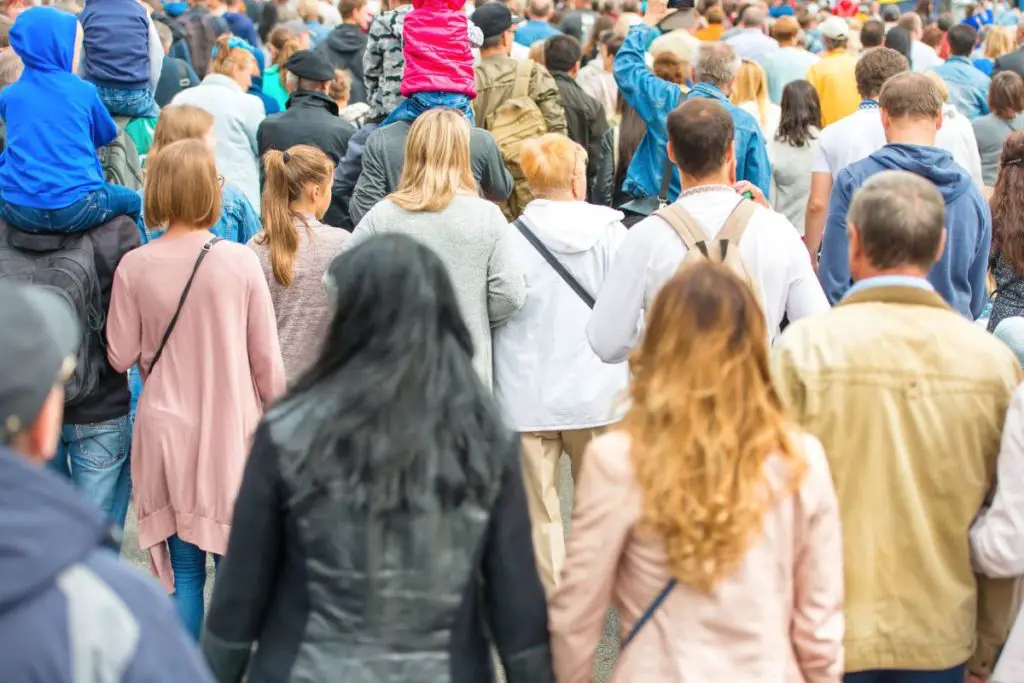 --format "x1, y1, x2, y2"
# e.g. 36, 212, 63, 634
0, 282, 79, 443
285, 49, 336, 82
471, 2, 524, 40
